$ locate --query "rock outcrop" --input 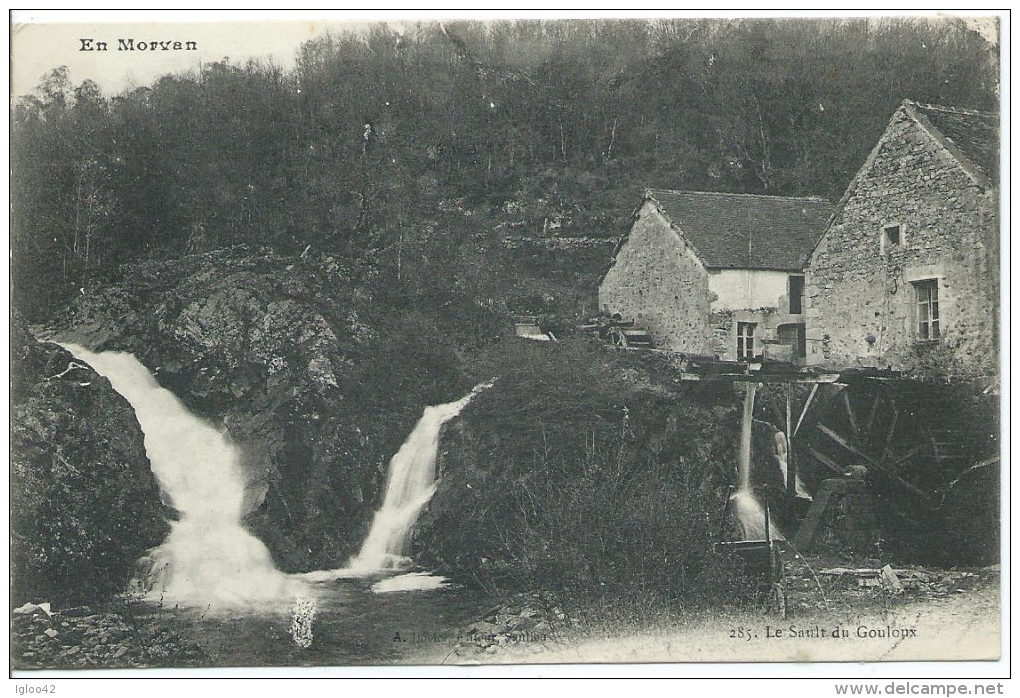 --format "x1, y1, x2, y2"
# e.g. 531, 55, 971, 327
51, 247, 485, 571
11, 312, 169, 605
